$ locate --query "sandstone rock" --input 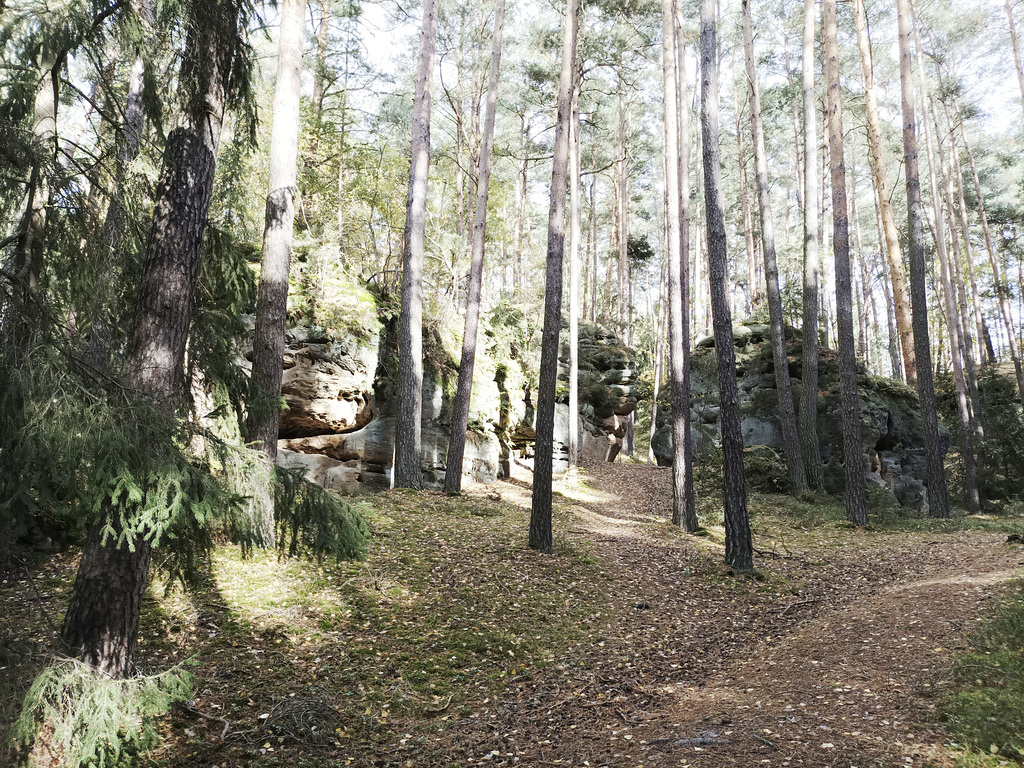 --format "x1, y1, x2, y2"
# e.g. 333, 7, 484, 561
654, 322, 945, 513
278, 329, 378, 438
